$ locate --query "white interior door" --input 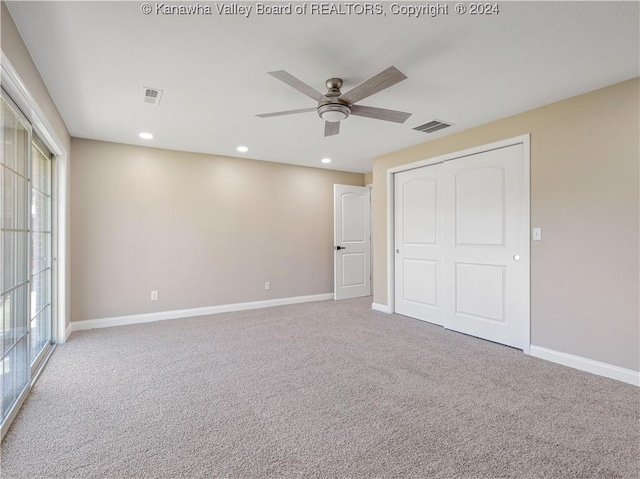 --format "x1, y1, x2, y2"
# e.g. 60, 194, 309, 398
393, 143, 527, 349
394, 165, 444, 325
334, 185, 371, 300
442, 144, 526, 348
